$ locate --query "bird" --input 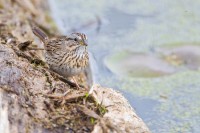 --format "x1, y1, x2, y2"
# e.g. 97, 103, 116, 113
32, 26, 89, 89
